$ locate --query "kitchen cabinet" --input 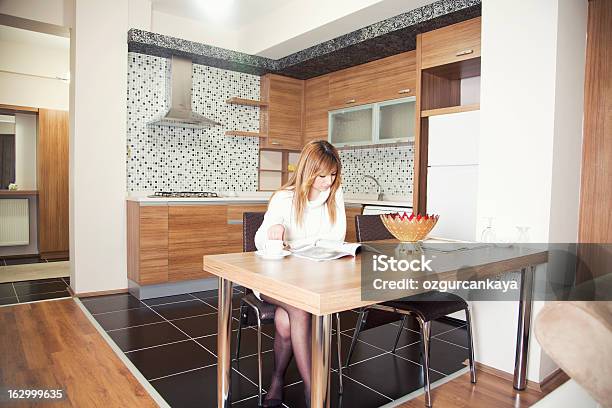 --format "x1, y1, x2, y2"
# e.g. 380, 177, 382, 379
345, 205, 362, 242
303, 74, 330, 145
128, 202, 269, 285
37, 108, 69, 259
328, 51, 416, 110
168, 205, 228, 282
413, 16, 482, 215
260, 74, 304, 150
127, 202, 169, 285
328, 97, 416, 147
420, 17, 481, 70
